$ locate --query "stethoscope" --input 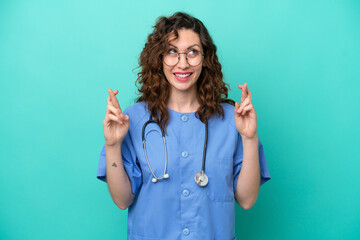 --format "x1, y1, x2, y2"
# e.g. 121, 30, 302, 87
142, 116, 209, 187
